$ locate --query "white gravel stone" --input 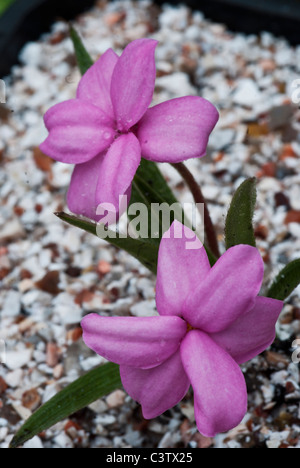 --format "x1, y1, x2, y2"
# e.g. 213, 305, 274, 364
53, 433, 73, 449
88, 400, 108, 414
156, 72, 197, 97
80, 355, 107, 372
1, 291, 21, 317
5, 369, 24, 388
130, 299, 158, 317
0, 219, 25, 242
0, 427, 8, 442
20, 42, 45, 67
52, 293, 83, 325
106, 390, 126, 409
5, 350, 33, 371
23, 436, 44, 449
233, 79, 264, 107
96, 414, 117, 426
208, 128, 236, 151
